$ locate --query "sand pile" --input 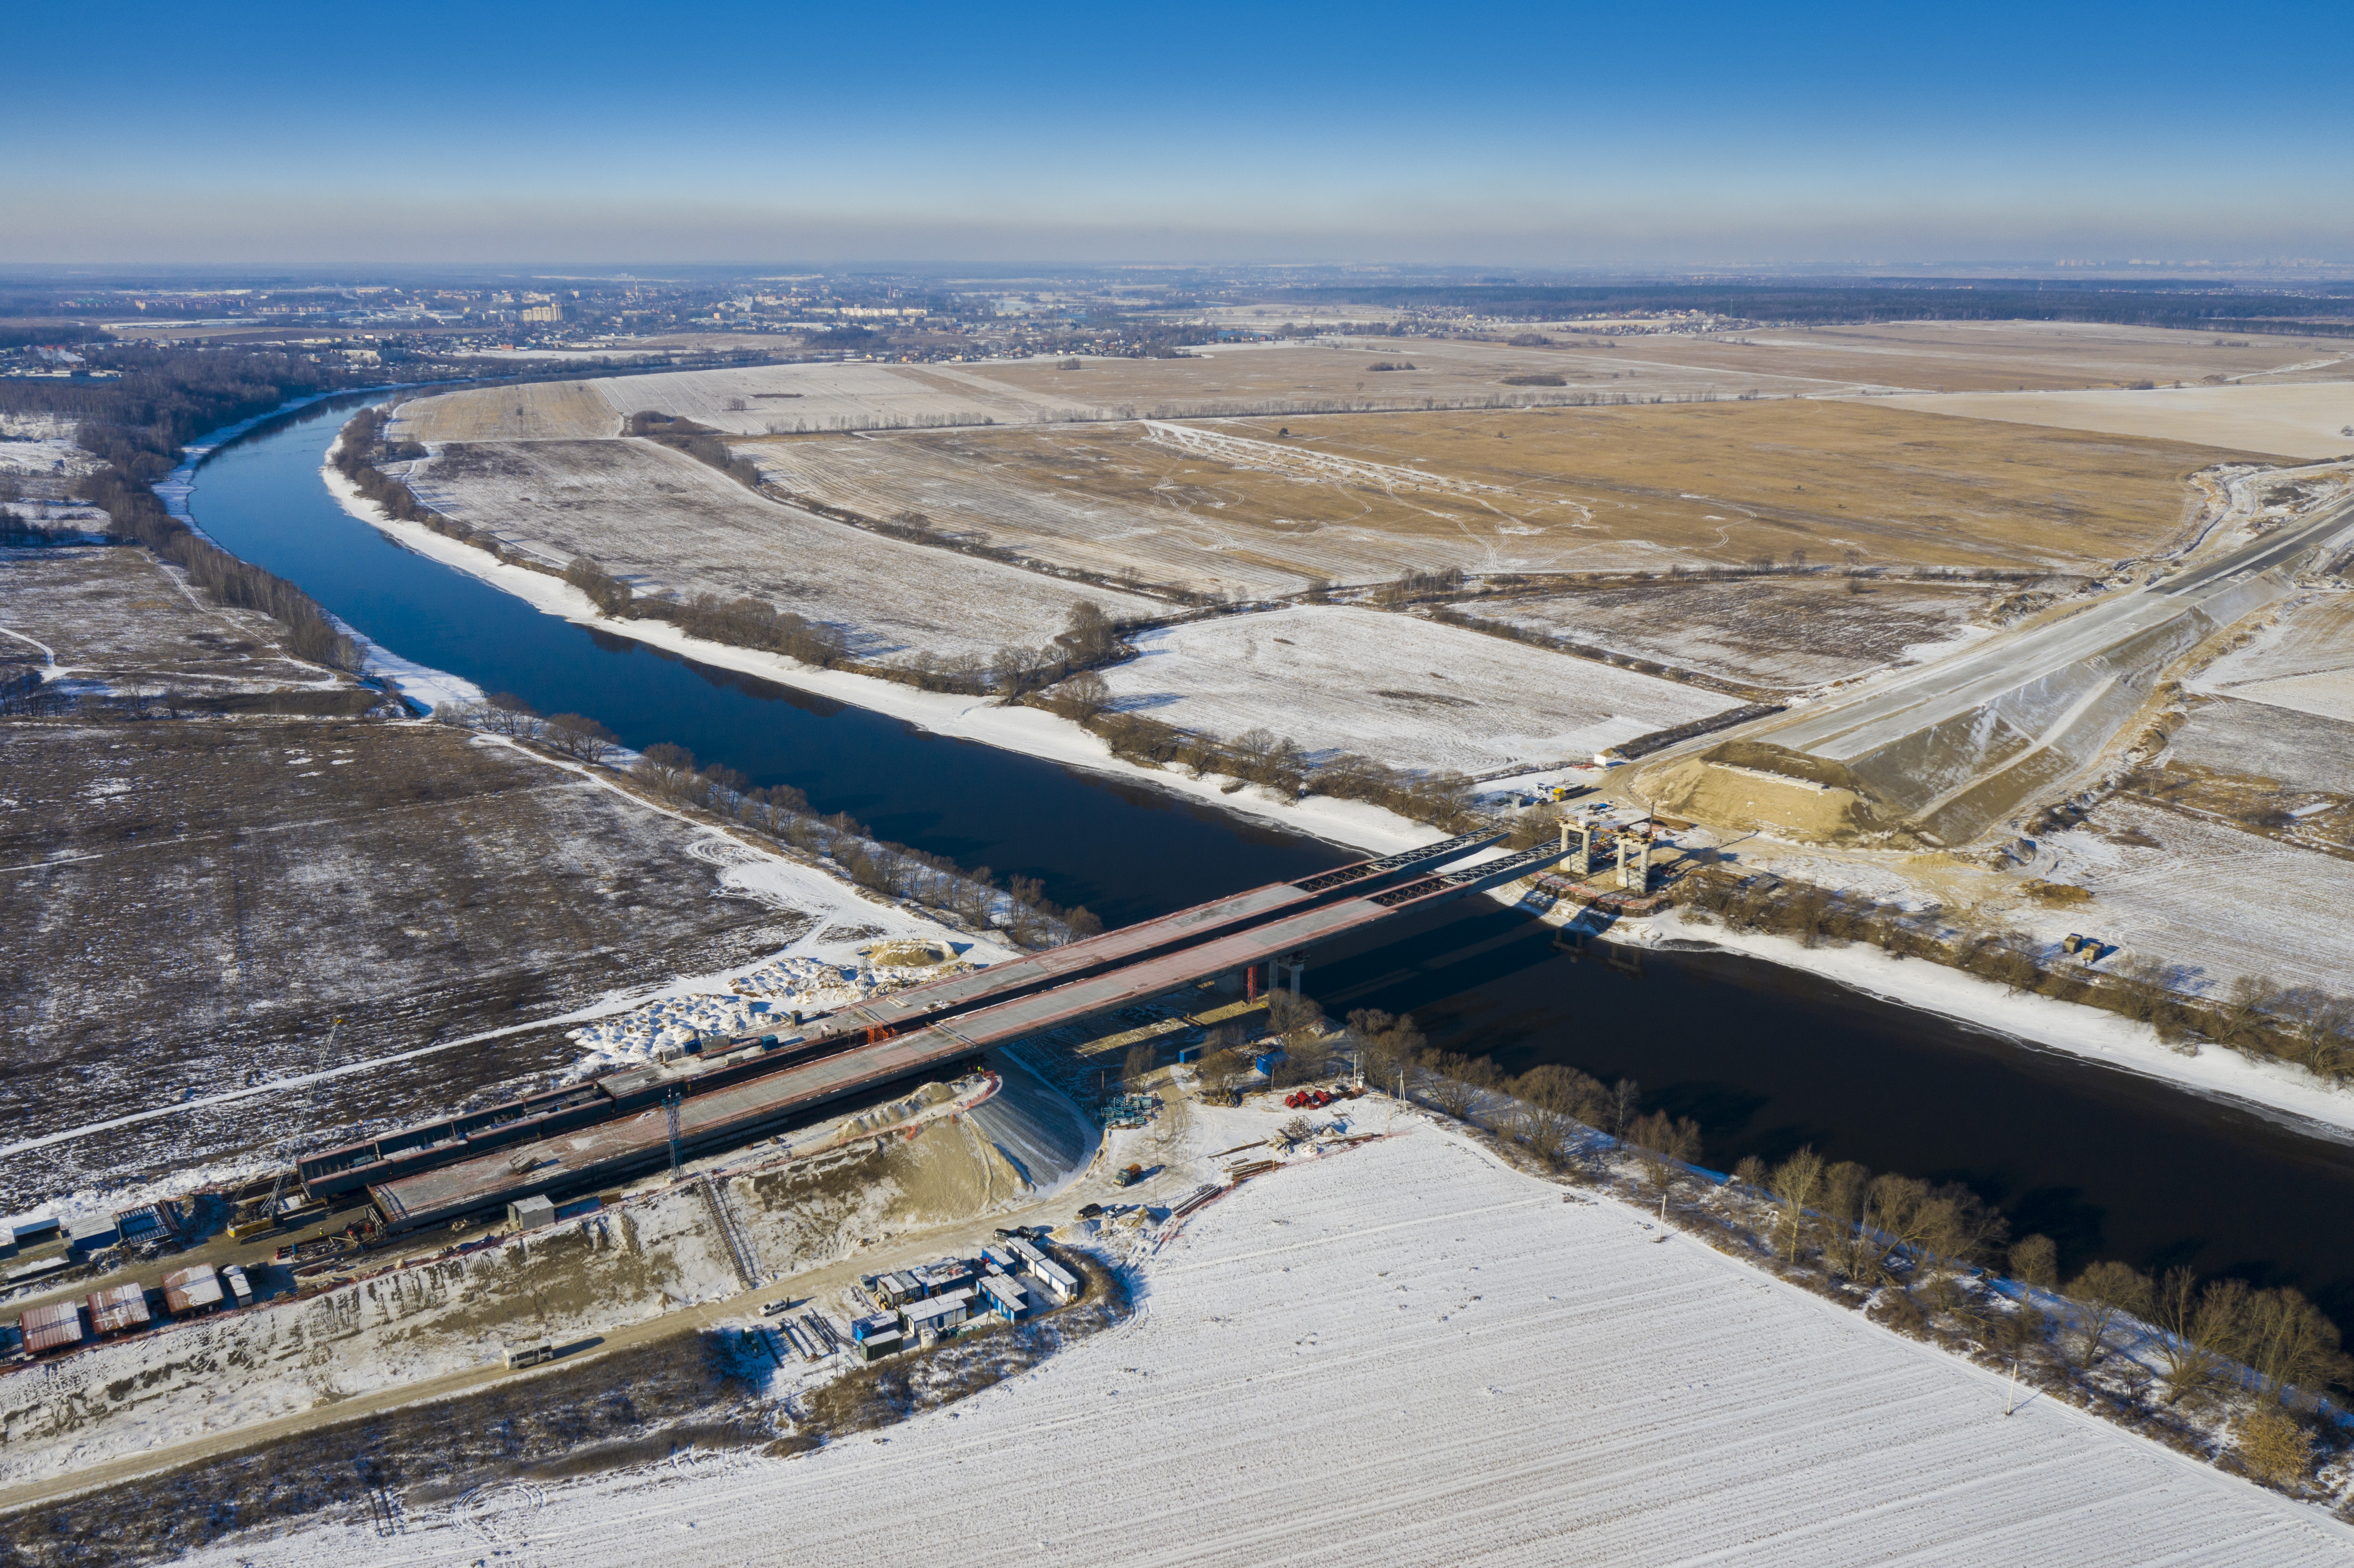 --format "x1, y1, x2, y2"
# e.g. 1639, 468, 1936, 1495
1643, 740, 1910, 846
